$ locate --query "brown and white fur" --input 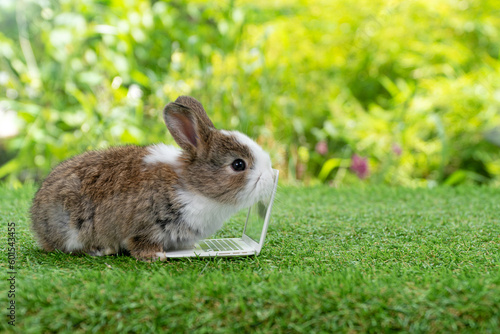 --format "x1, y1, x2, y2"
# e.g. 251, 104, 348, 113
30, 96, 274, 261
